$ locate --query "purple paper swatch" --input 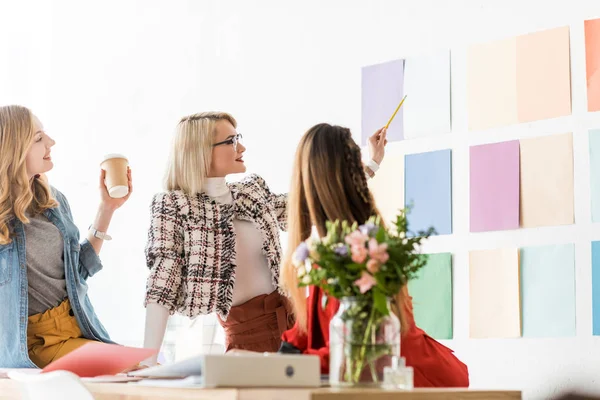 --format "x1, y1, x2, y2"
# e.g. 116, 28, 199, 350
361, 59, 405, 146
470, 141, 520, 232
